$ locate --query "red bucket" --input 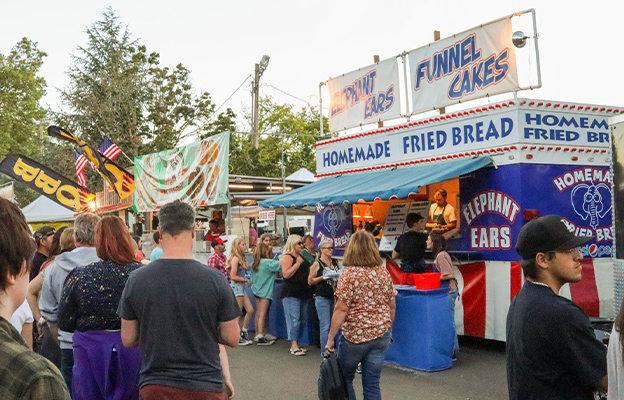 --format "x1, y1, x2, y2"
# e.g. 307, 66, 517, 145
410, 272, 441, 290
